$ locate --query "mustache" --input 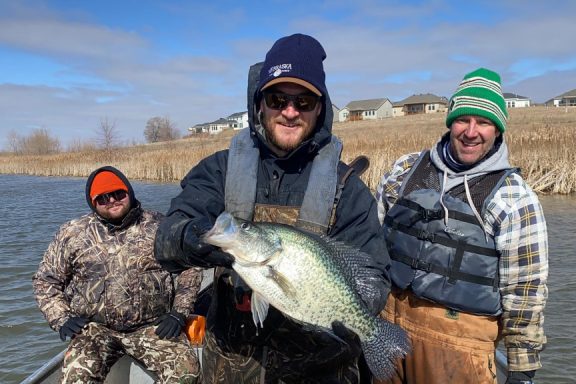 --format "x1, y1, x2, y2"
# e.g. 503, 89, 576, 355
275, 117, 303, 126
